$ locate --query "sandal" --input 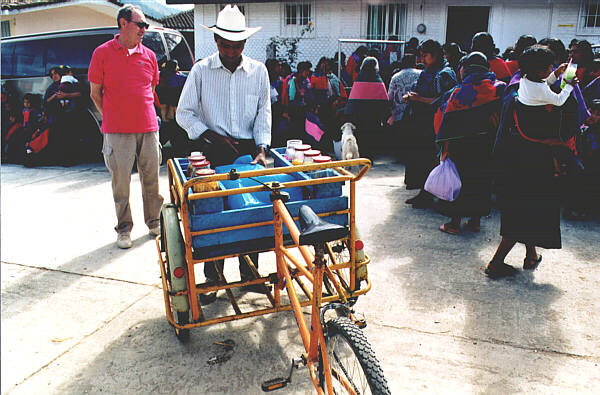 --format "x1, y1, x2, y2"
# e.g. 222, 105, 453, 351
464, 220, 481, 232
523, 254, 542, 270
484, 261, 517, 279
439, 223, 460, 235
